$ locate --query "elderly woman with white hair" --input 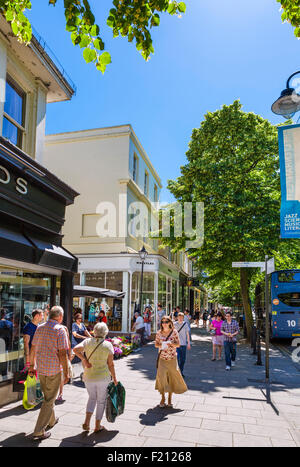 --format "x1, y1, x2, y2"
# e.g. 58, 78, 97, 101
73, 322, 117, 433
